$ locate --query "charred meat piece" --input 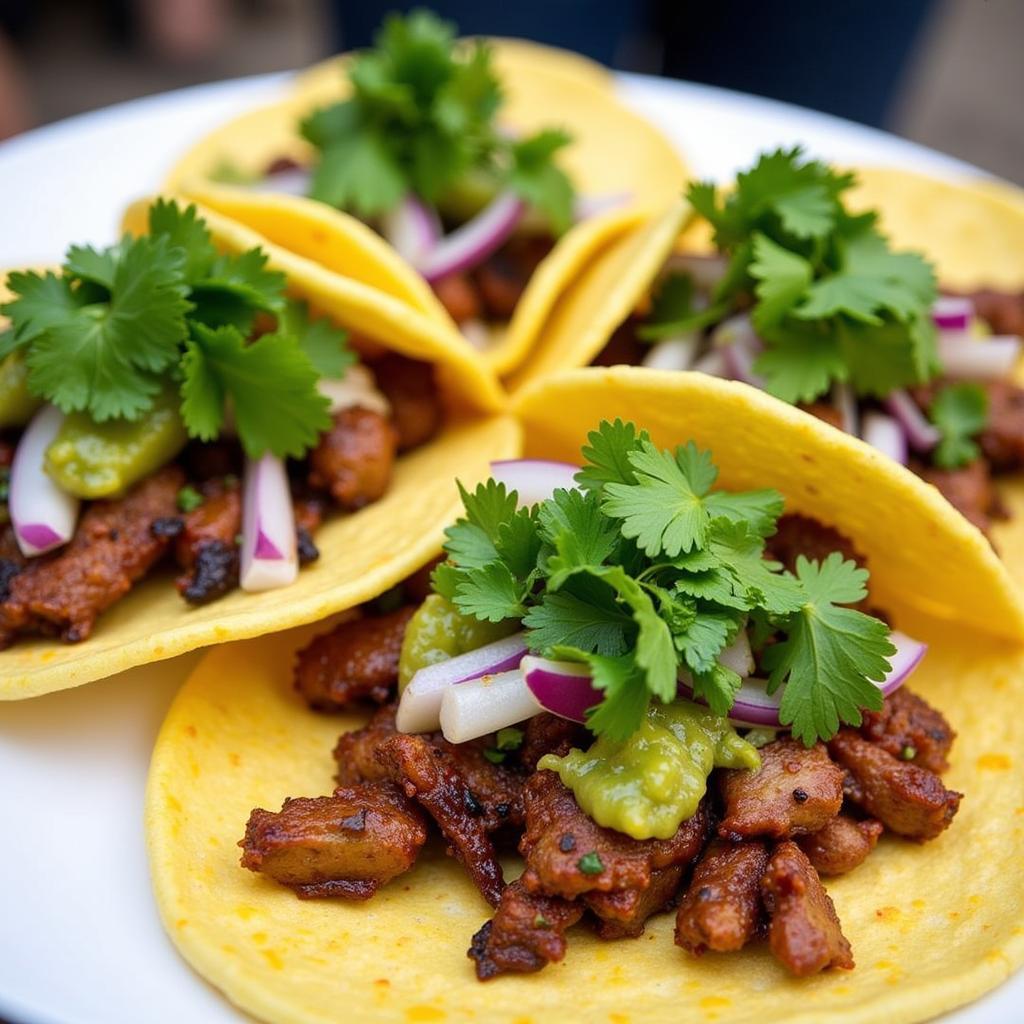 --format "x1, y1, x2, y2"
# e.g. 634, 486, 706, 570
761, 841, 854, 976
675, 839, 769, 954
308, 407, 398, 510
518, 713, 589, 770
468, 878, 583, 980
173, 479, 241, 605
798, 402, 845, 431
433, 272, 481, 324
295, 606, 415, 711
519, 771, 708, 900
0, 466, 182, 646
828, 730, 961, 841
587, 862, 687, 940
718, 738, 845, 840
239, 782, 427, 899
372, 354, 442, 452
0, 524, 27, 602
917, 458, 1002, 534
966, 288, 1024, 337
797, 815, 883, 876
860, 686, 955, 775
334, 702, 399, 784
767, 514, 865, 572
292, 493, 325, 566
181, 438, 242, 481
978, 380, 1024, 473
471, 237, 551, 321
375, 733, 506, 906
